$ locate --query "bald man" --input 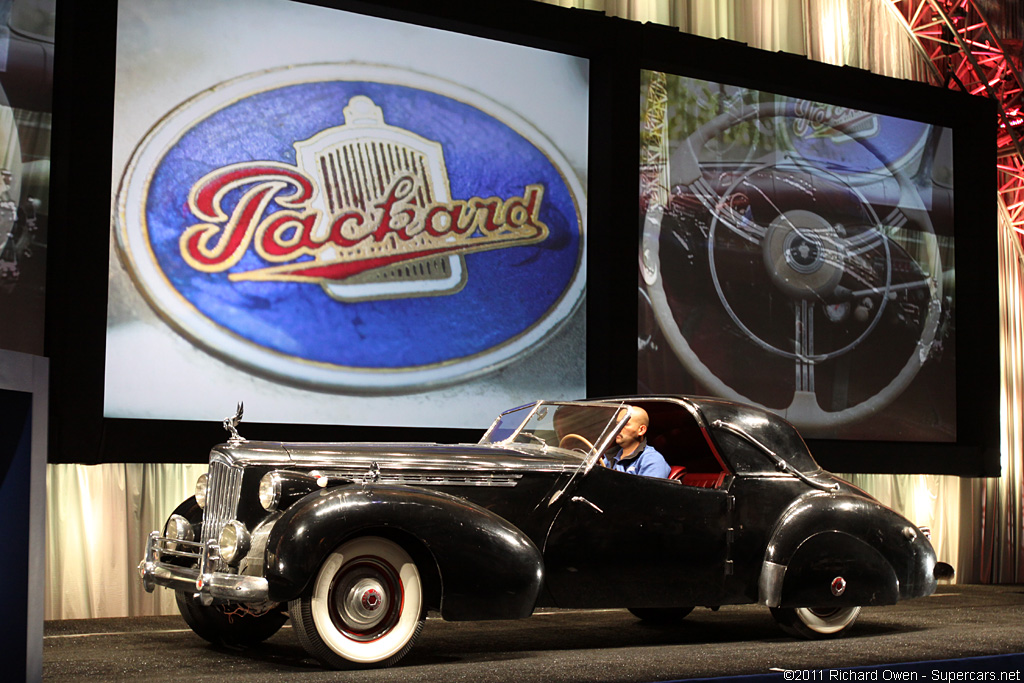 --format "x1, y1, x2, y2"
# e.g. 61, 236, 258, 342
601, 406, 671, 478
